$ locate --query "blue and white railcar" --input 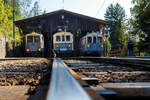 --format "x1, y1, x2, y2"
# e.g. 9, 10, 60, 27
25, 32, 44, 56
53, 31, 74, 56
80, 32, 103, 55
